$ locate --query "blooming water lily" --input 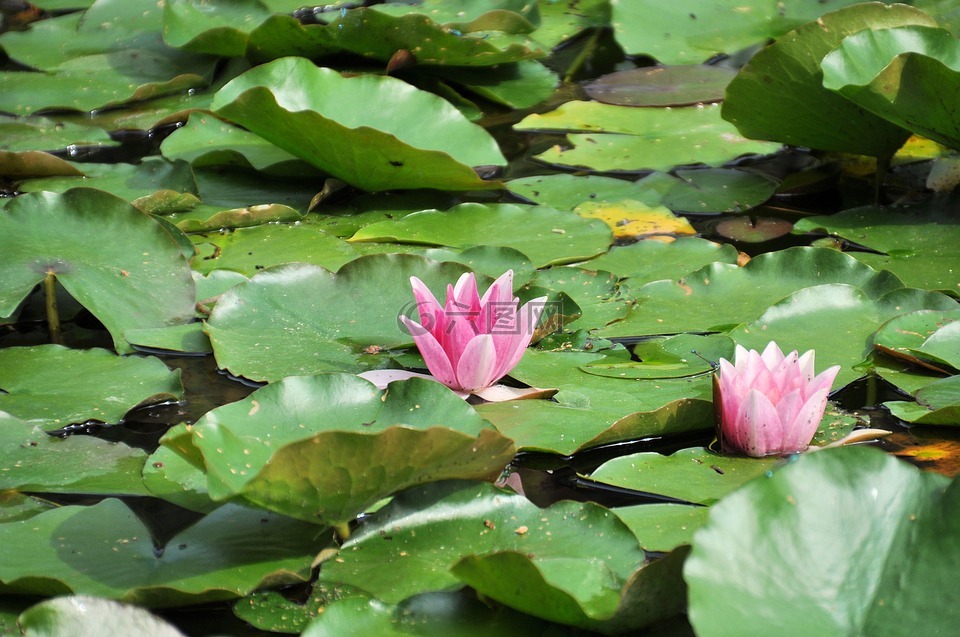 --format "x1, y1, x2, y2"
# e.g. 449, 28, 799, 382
361, 270, 549, 401
715, 342, 840, 457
